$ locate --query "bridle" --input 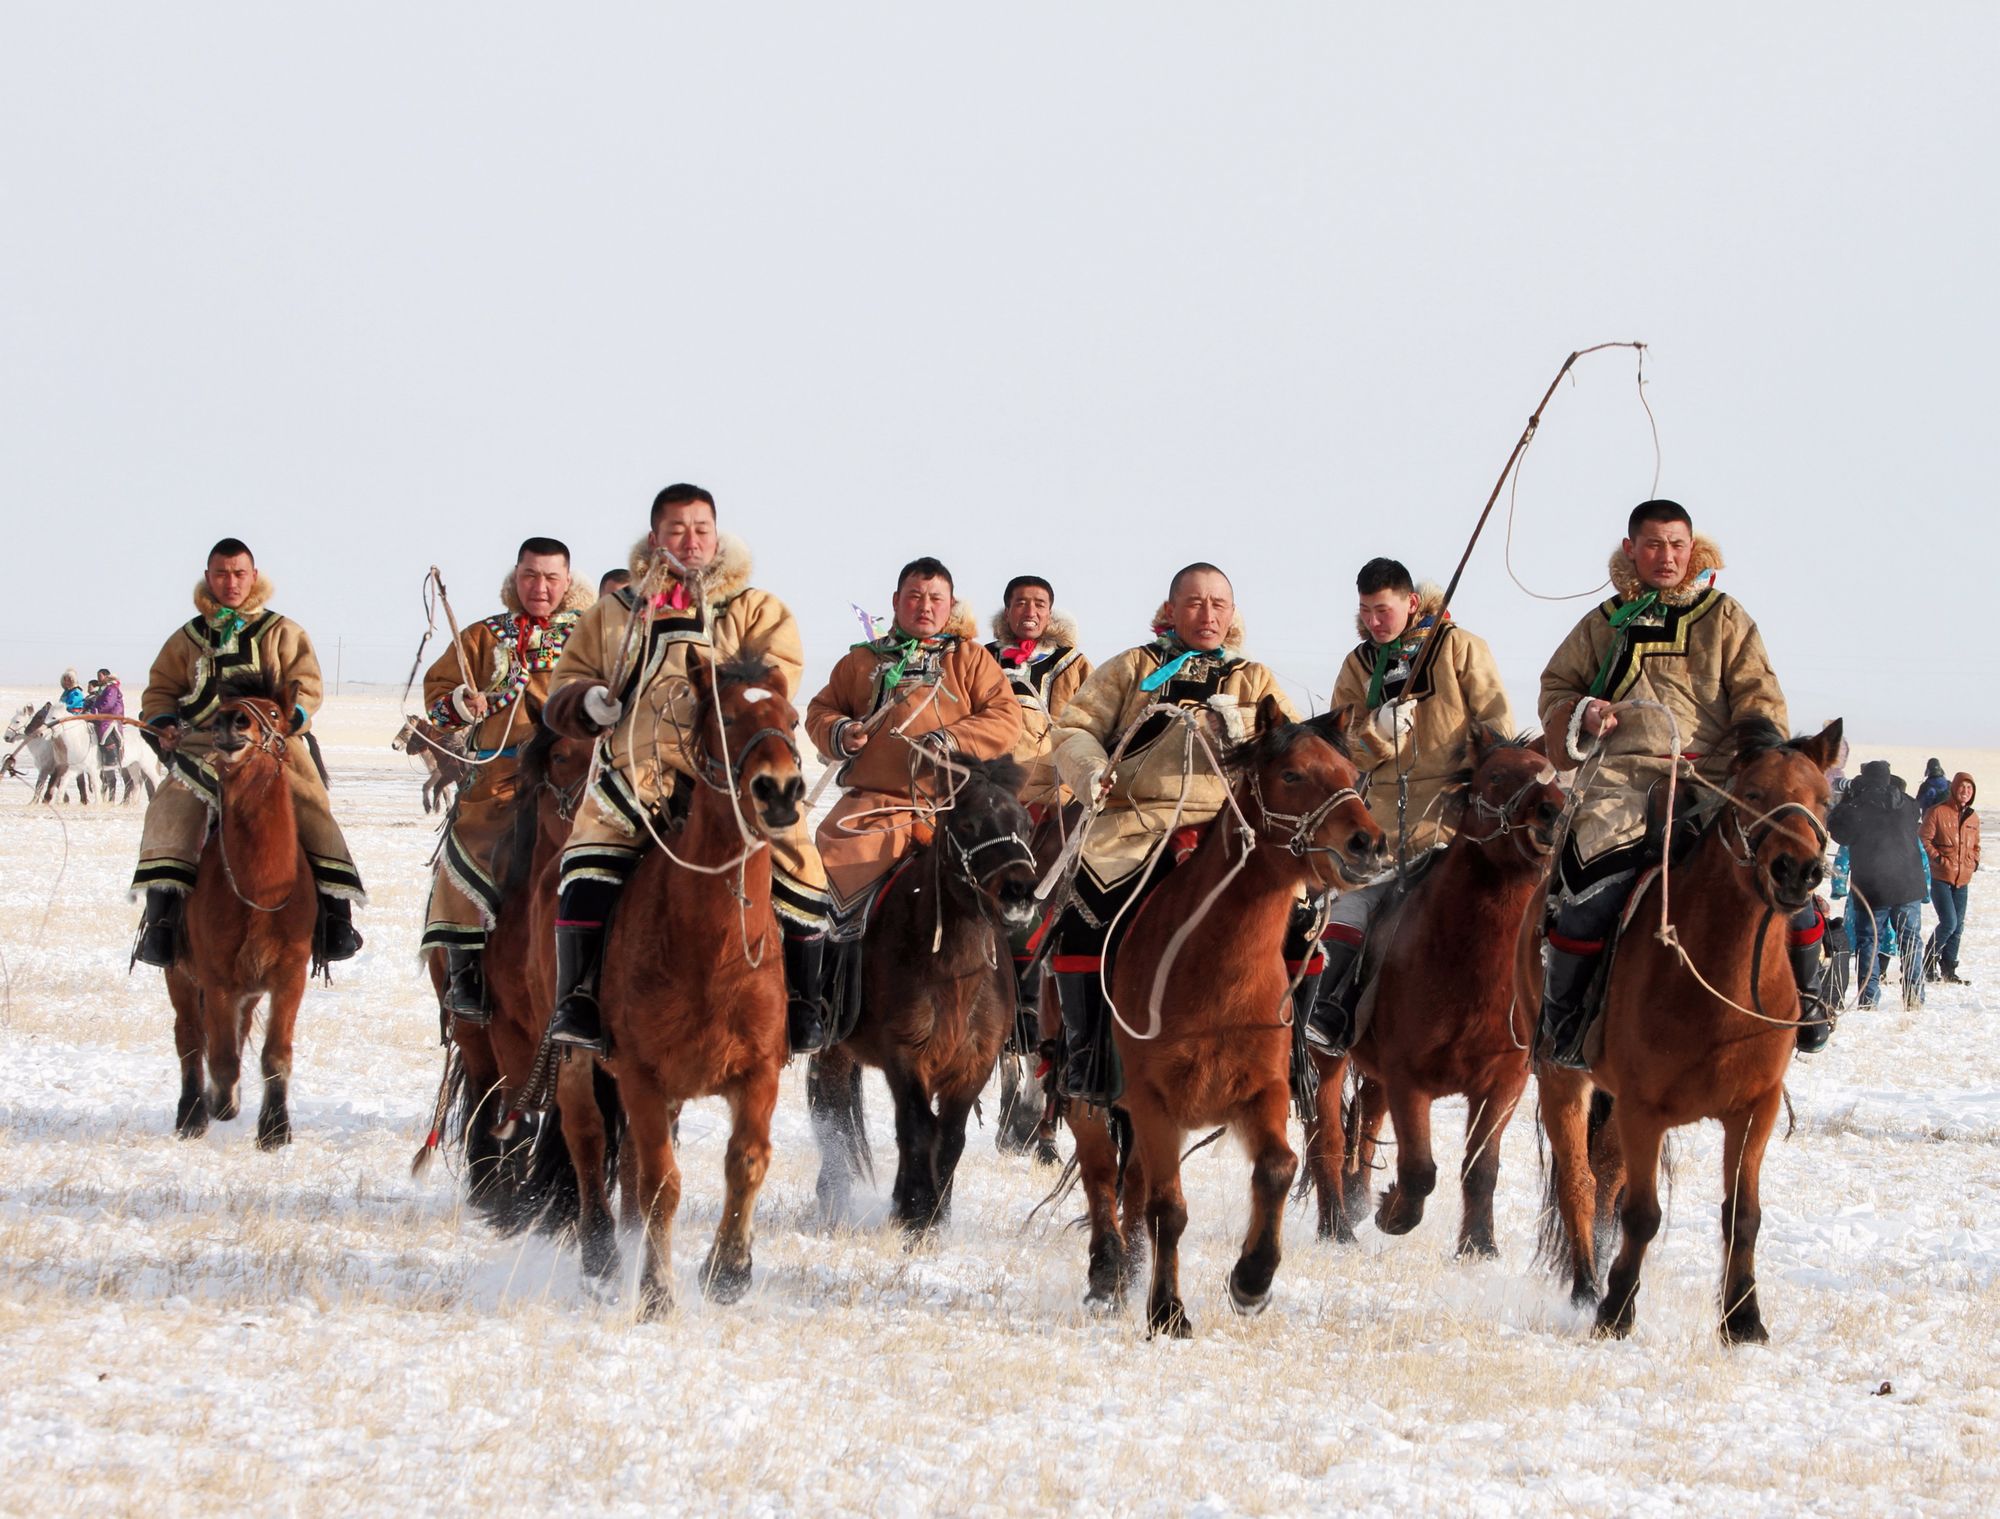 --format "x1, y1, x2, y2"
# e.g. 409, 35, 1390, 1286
1247, 765, 1366, 867
942, 813, 1037, 892
1461, 768, 1561, 863
207, 697, 297, 912
696, 719, 802, 795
